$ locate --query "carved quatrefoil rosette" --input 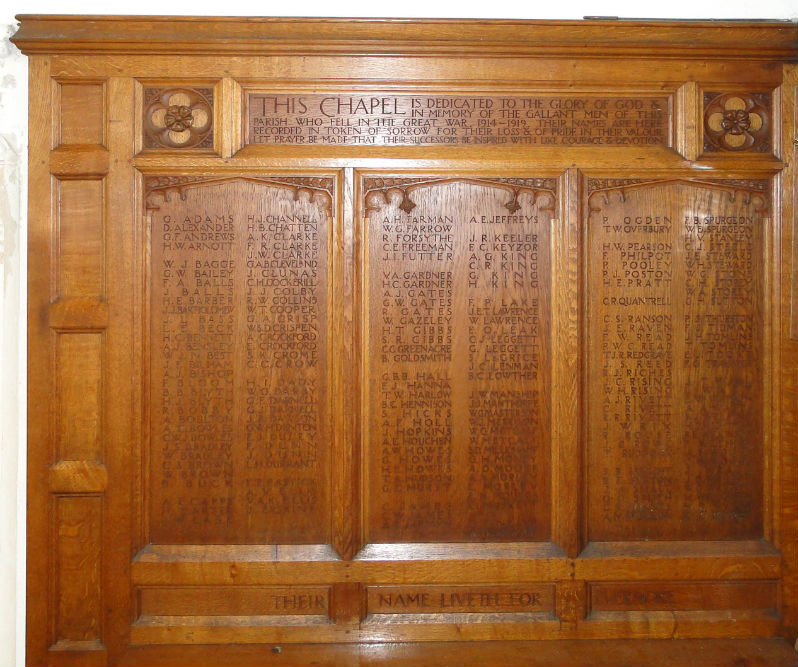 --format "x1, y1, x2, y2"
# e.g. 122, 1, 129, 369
704, 92, 770, 153
144, 87, 214, 149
